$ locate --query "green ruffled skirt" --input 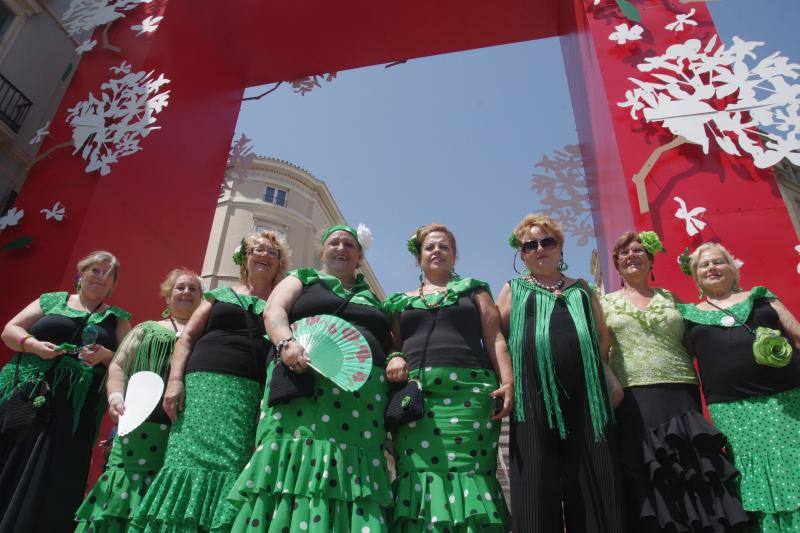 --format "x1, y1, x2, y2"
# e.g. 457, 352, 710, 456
129, 372, 261, 533
708, 387, 800, 533
391, 366, 510, 532
75, 421, 170, 532
227, 360, 392, 532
